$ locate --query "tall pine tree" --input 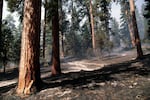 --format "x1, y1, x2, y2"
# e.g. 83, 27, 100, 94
129, 0, 143, 58
144, 0, 150, 40
17, 0, 42, 95
51, 0, 61, 75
